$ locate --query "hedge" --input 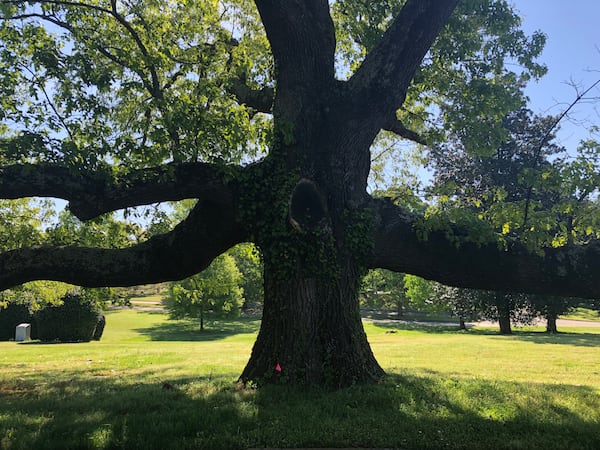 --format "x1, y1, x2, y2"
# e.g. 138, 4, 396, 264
34, 293, 101, 343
